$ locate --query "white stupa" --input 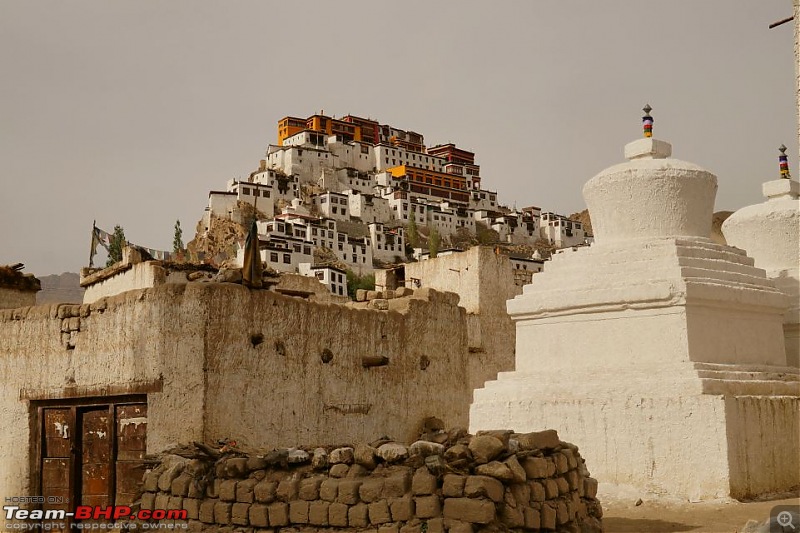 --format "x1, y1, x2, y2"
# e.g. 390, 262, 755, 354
470, 107, 800, 501
722, 146, 800, 367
